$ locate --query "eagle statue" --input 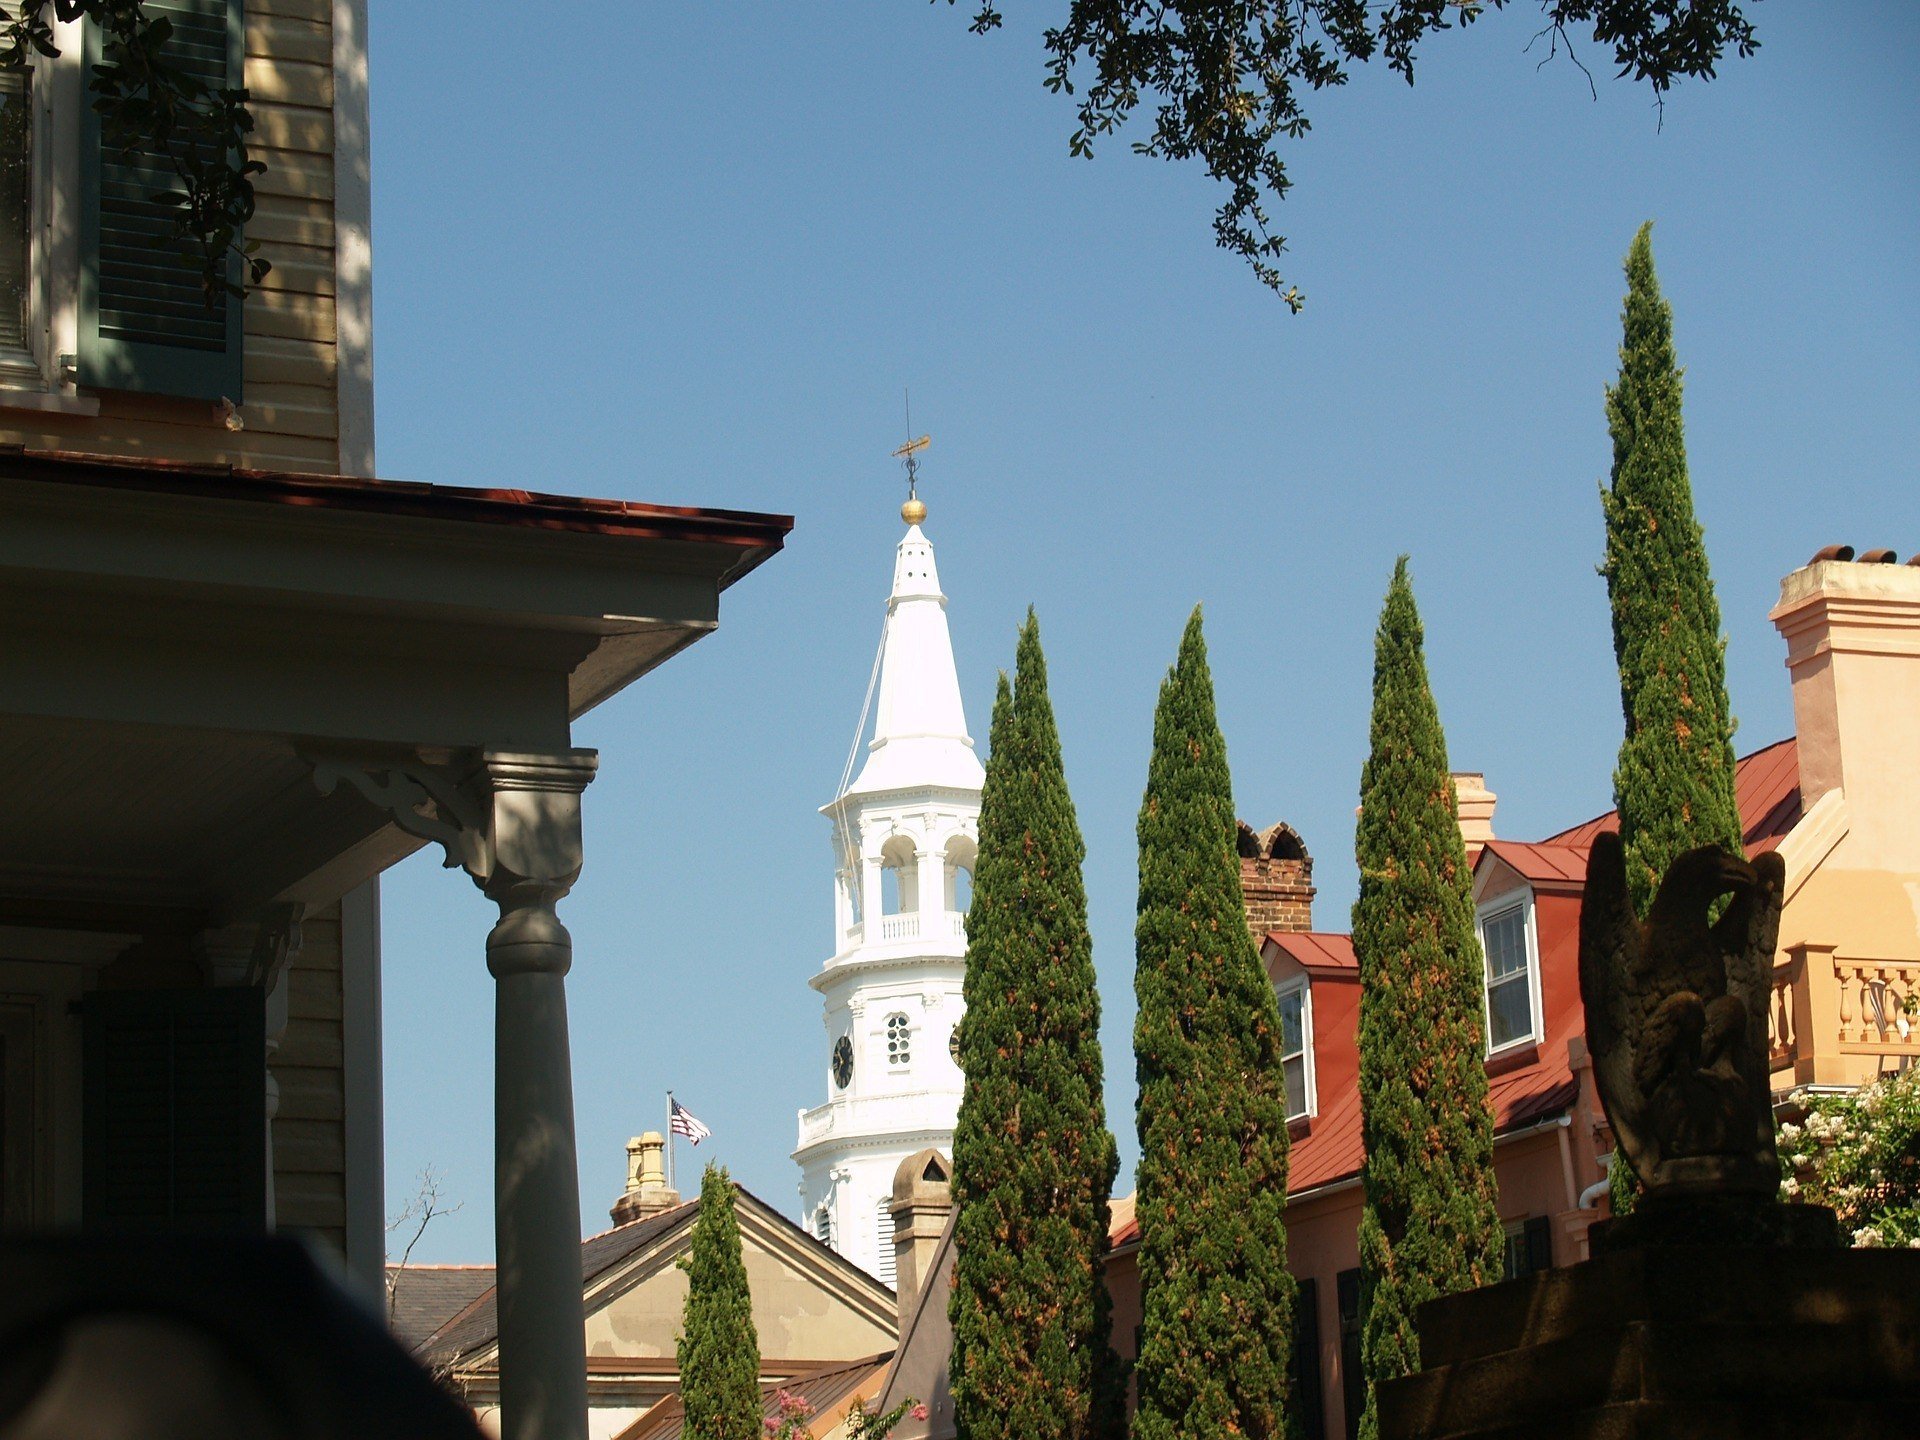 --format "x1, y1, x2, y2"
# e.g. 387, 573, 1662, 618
1578, 832, 1786, 1199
